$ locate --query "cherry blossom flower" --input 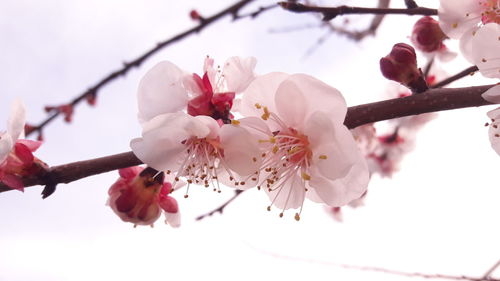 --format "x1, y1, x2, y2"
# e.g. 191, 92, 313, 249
438, 0, 499, 72
239, 73, 370, 220
482, 85, 500, 155
108, 166, 180, 227
137, 56, 256, 123
0, 100, 45, 191
438, 0, 499, 40
130, 112, 262, 194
